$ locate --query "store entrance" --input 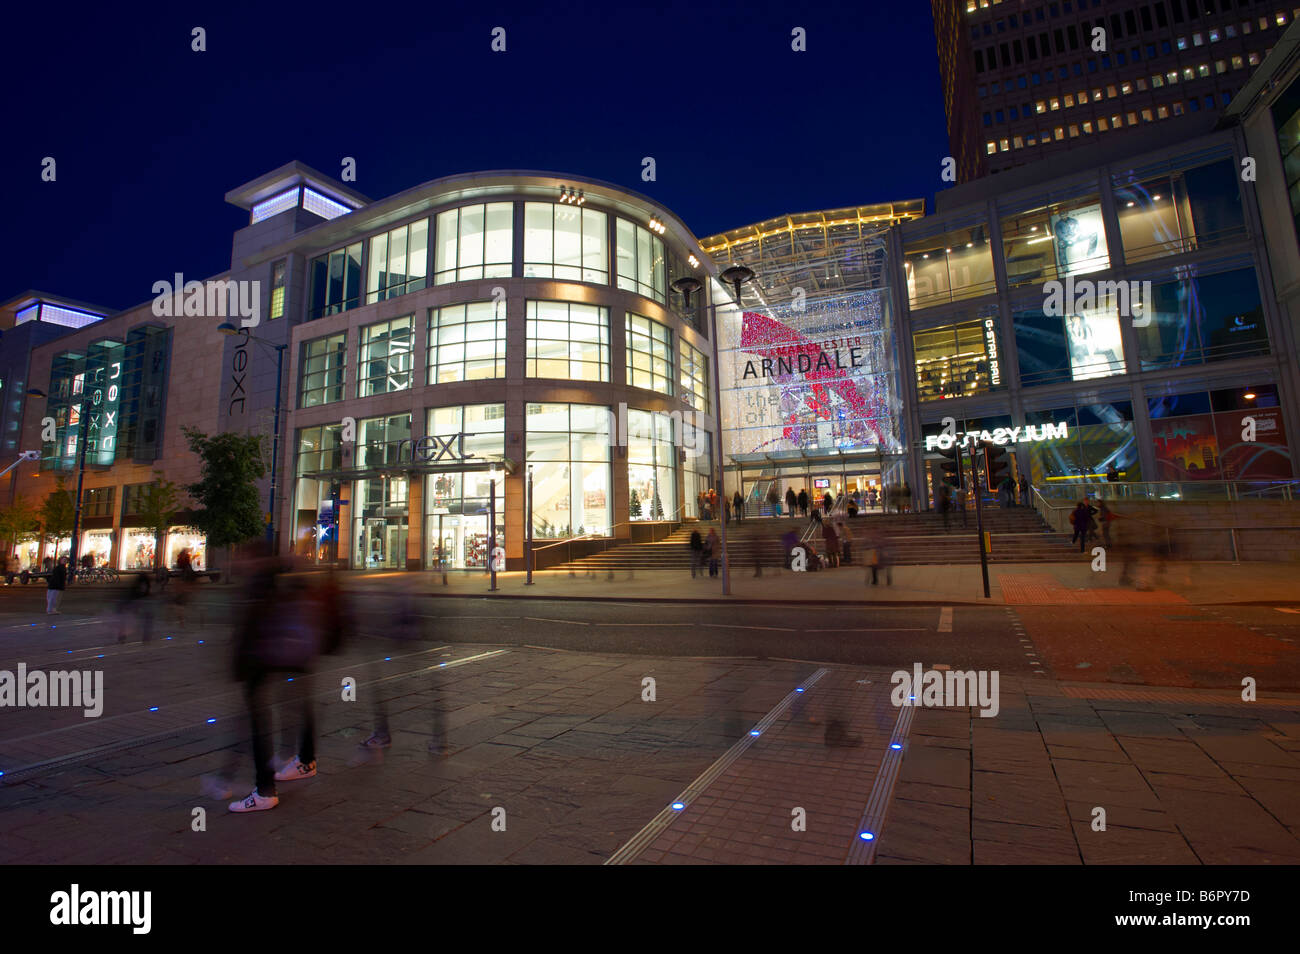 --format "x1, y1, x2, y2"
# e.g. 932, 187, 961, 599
428, 512, 505, 570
